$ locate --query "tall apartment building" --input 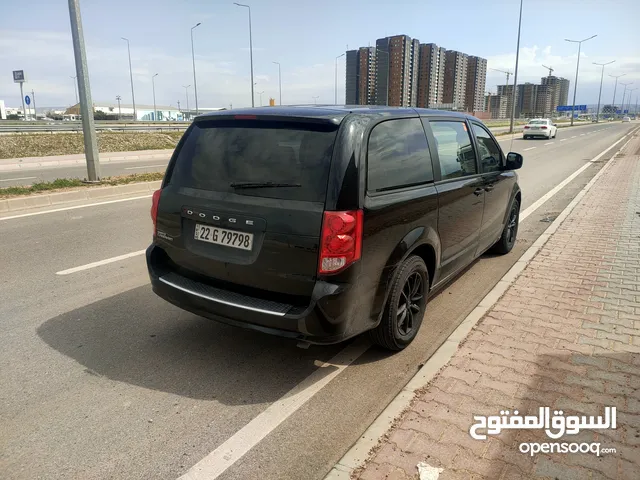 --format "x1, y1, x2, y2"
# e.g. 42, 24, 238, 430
496, 84, 516, 117
536, 84, 552, 117
375, 35, 420, 107
485, 94, 508, 119
541, 75, 570, 113
345, 47, 376, 105
465, 56, 487, 112
443, 50, 468, 109
517, 83, 539, 117
417, 43, 445, 108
